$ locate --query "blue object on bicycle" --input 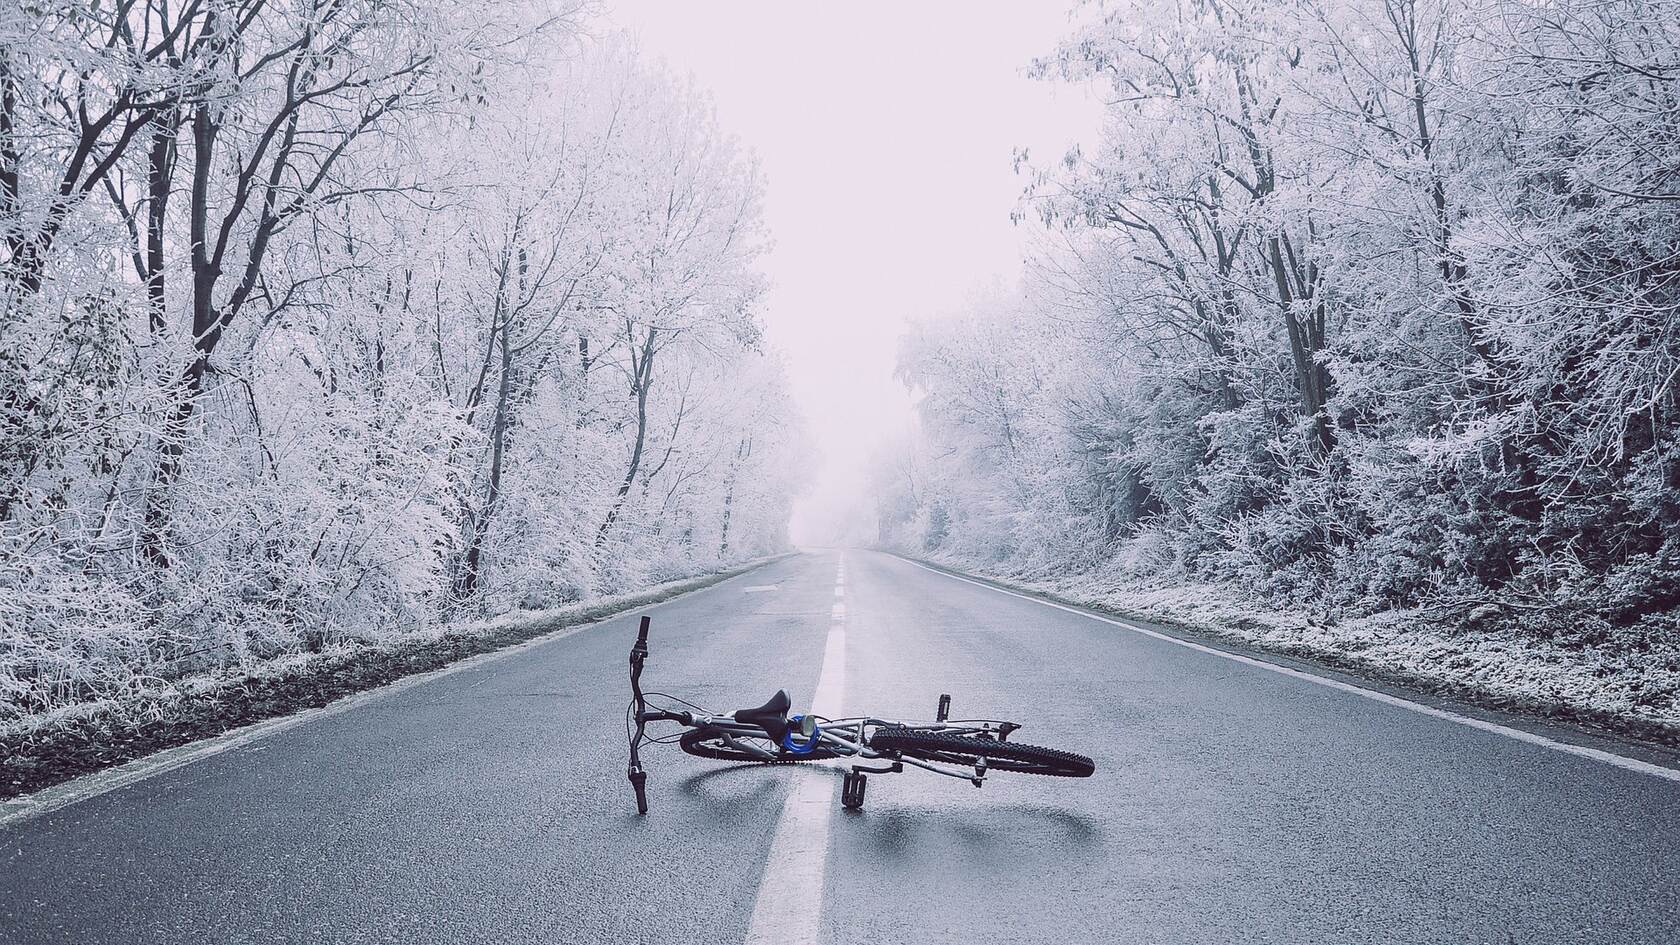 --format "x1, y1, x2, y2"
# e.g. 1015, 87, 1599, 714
781, 715, 822, 754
